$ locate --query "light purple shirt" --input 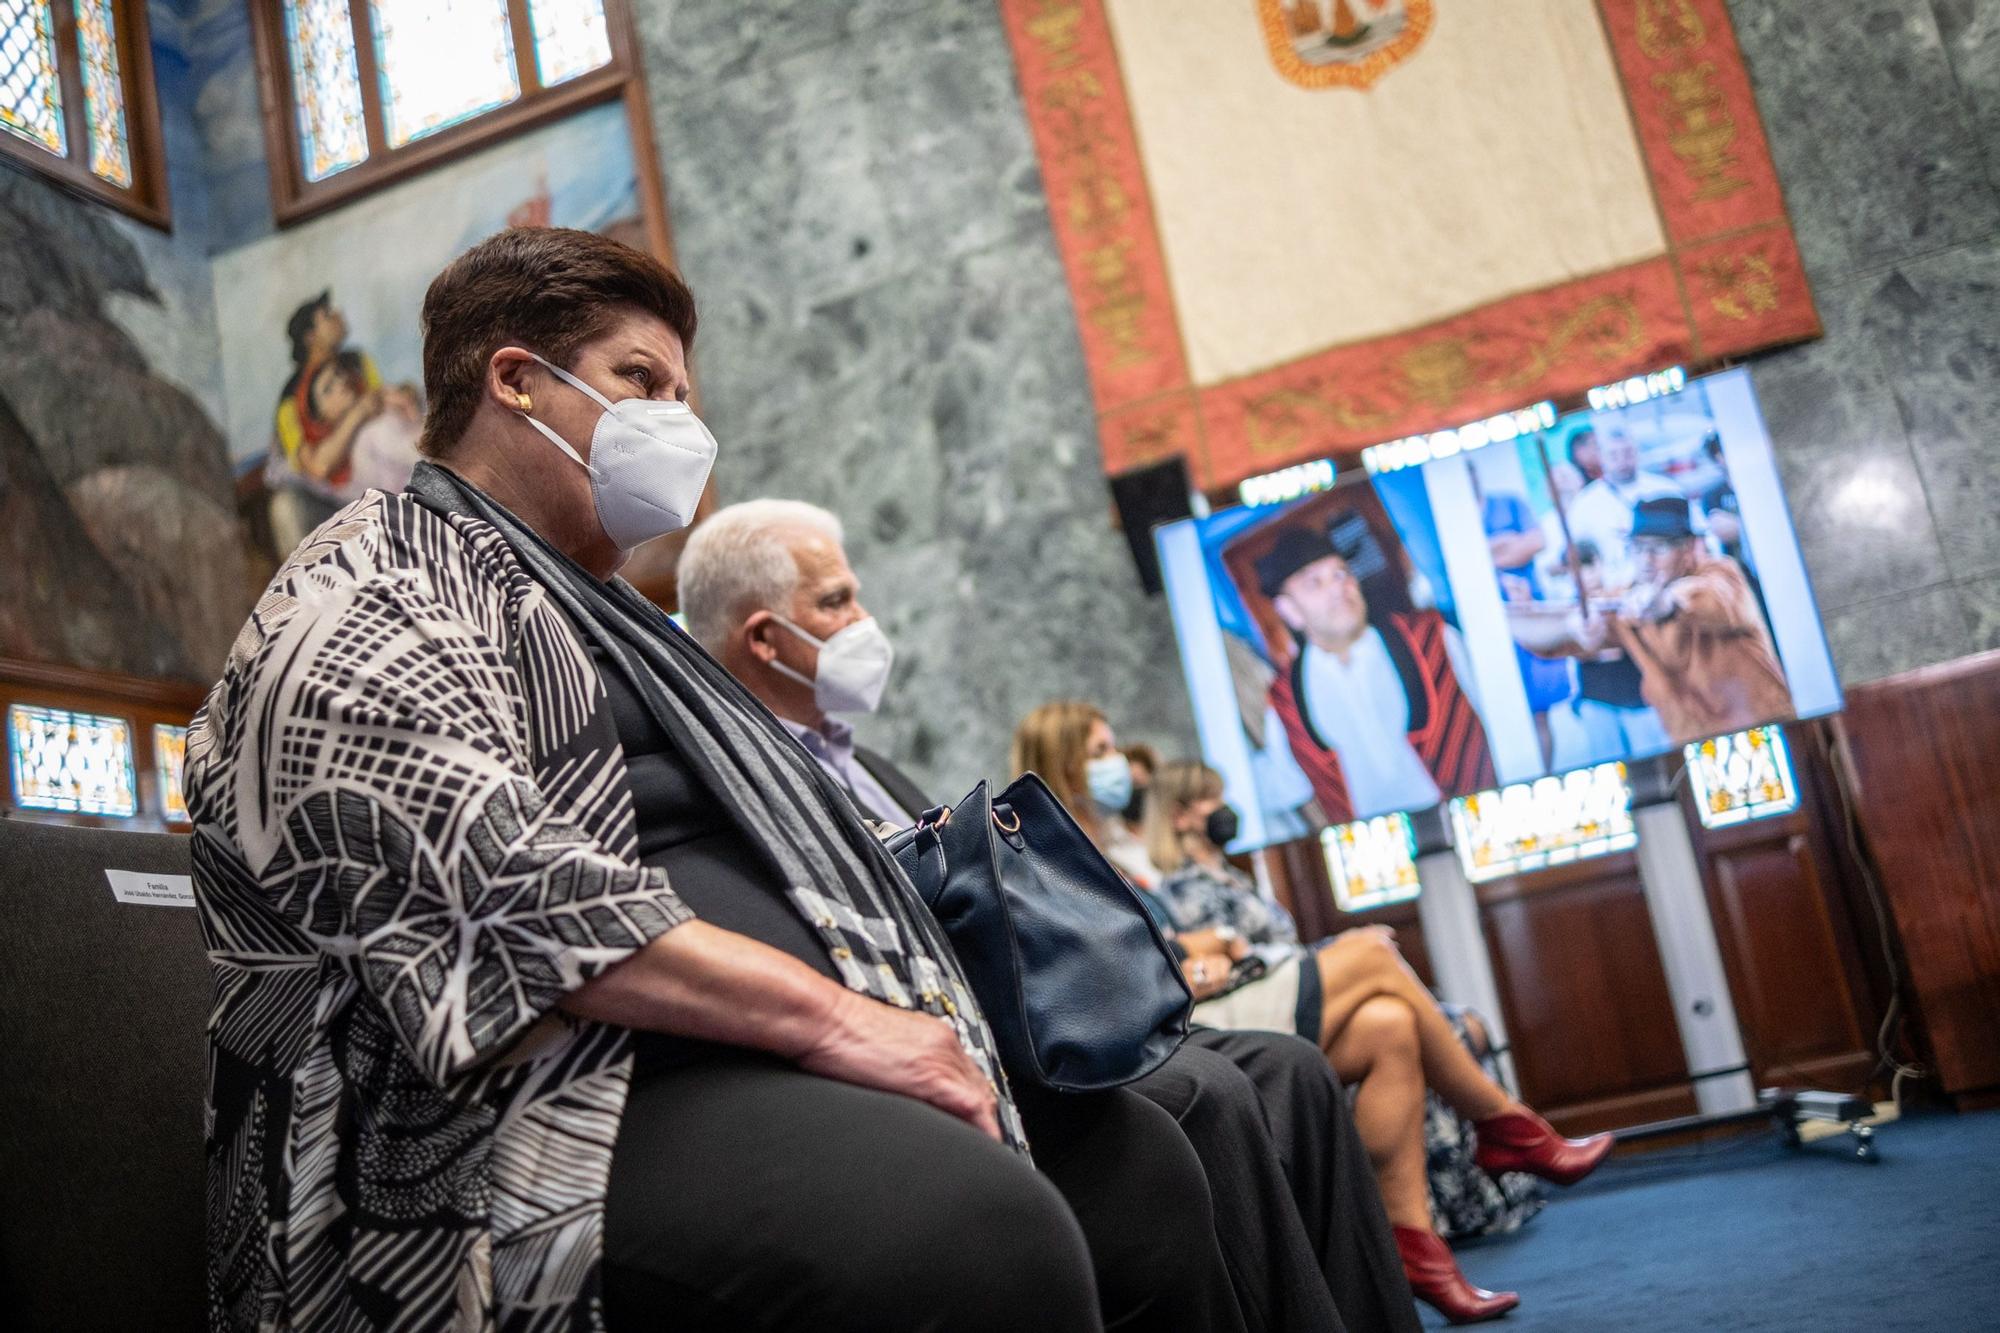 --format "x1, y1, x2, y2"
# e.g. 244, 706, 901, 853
780, 716, 917, 826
